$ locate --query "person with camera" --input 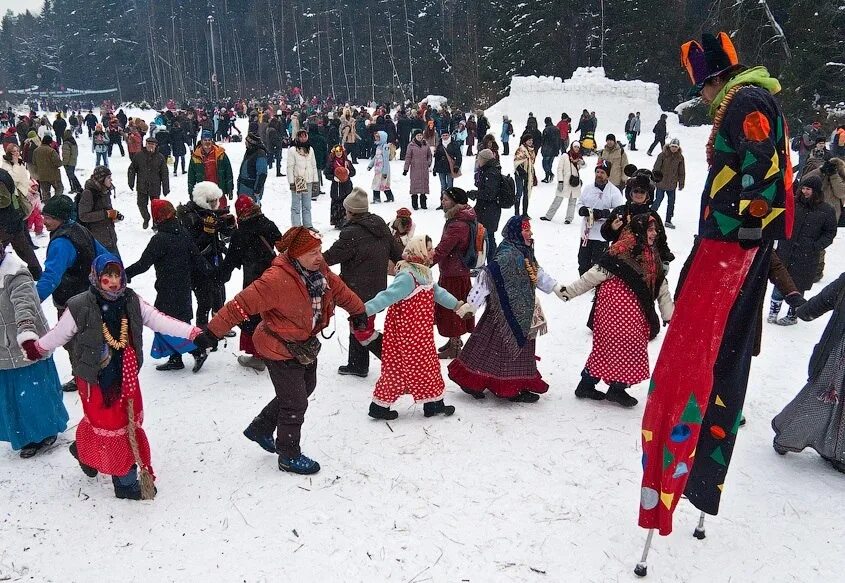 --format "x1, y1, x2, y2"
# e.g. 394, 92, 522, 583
541, 141, 585, 224
77, 165, 123, 254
